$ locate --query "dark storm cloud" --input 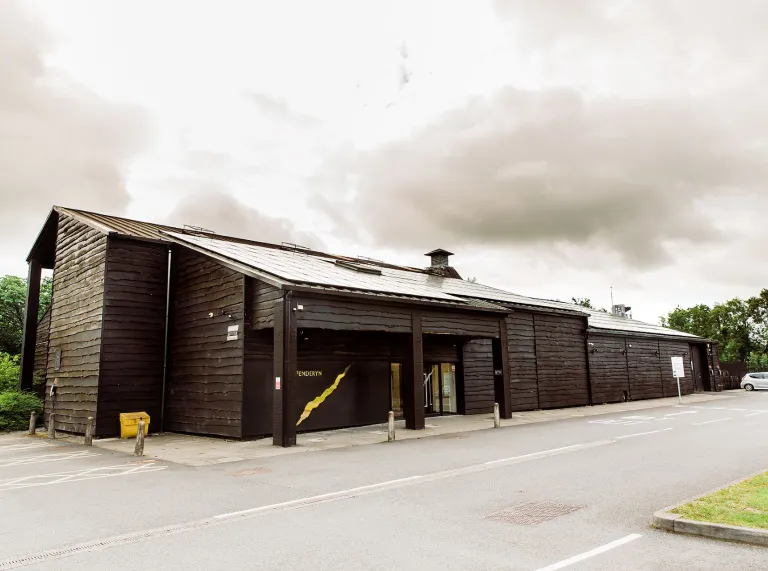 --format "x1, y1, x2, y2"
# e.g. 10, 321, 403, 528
0, 1, 145, 255
315, 1, 768, 268
166, 189, 323, 250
